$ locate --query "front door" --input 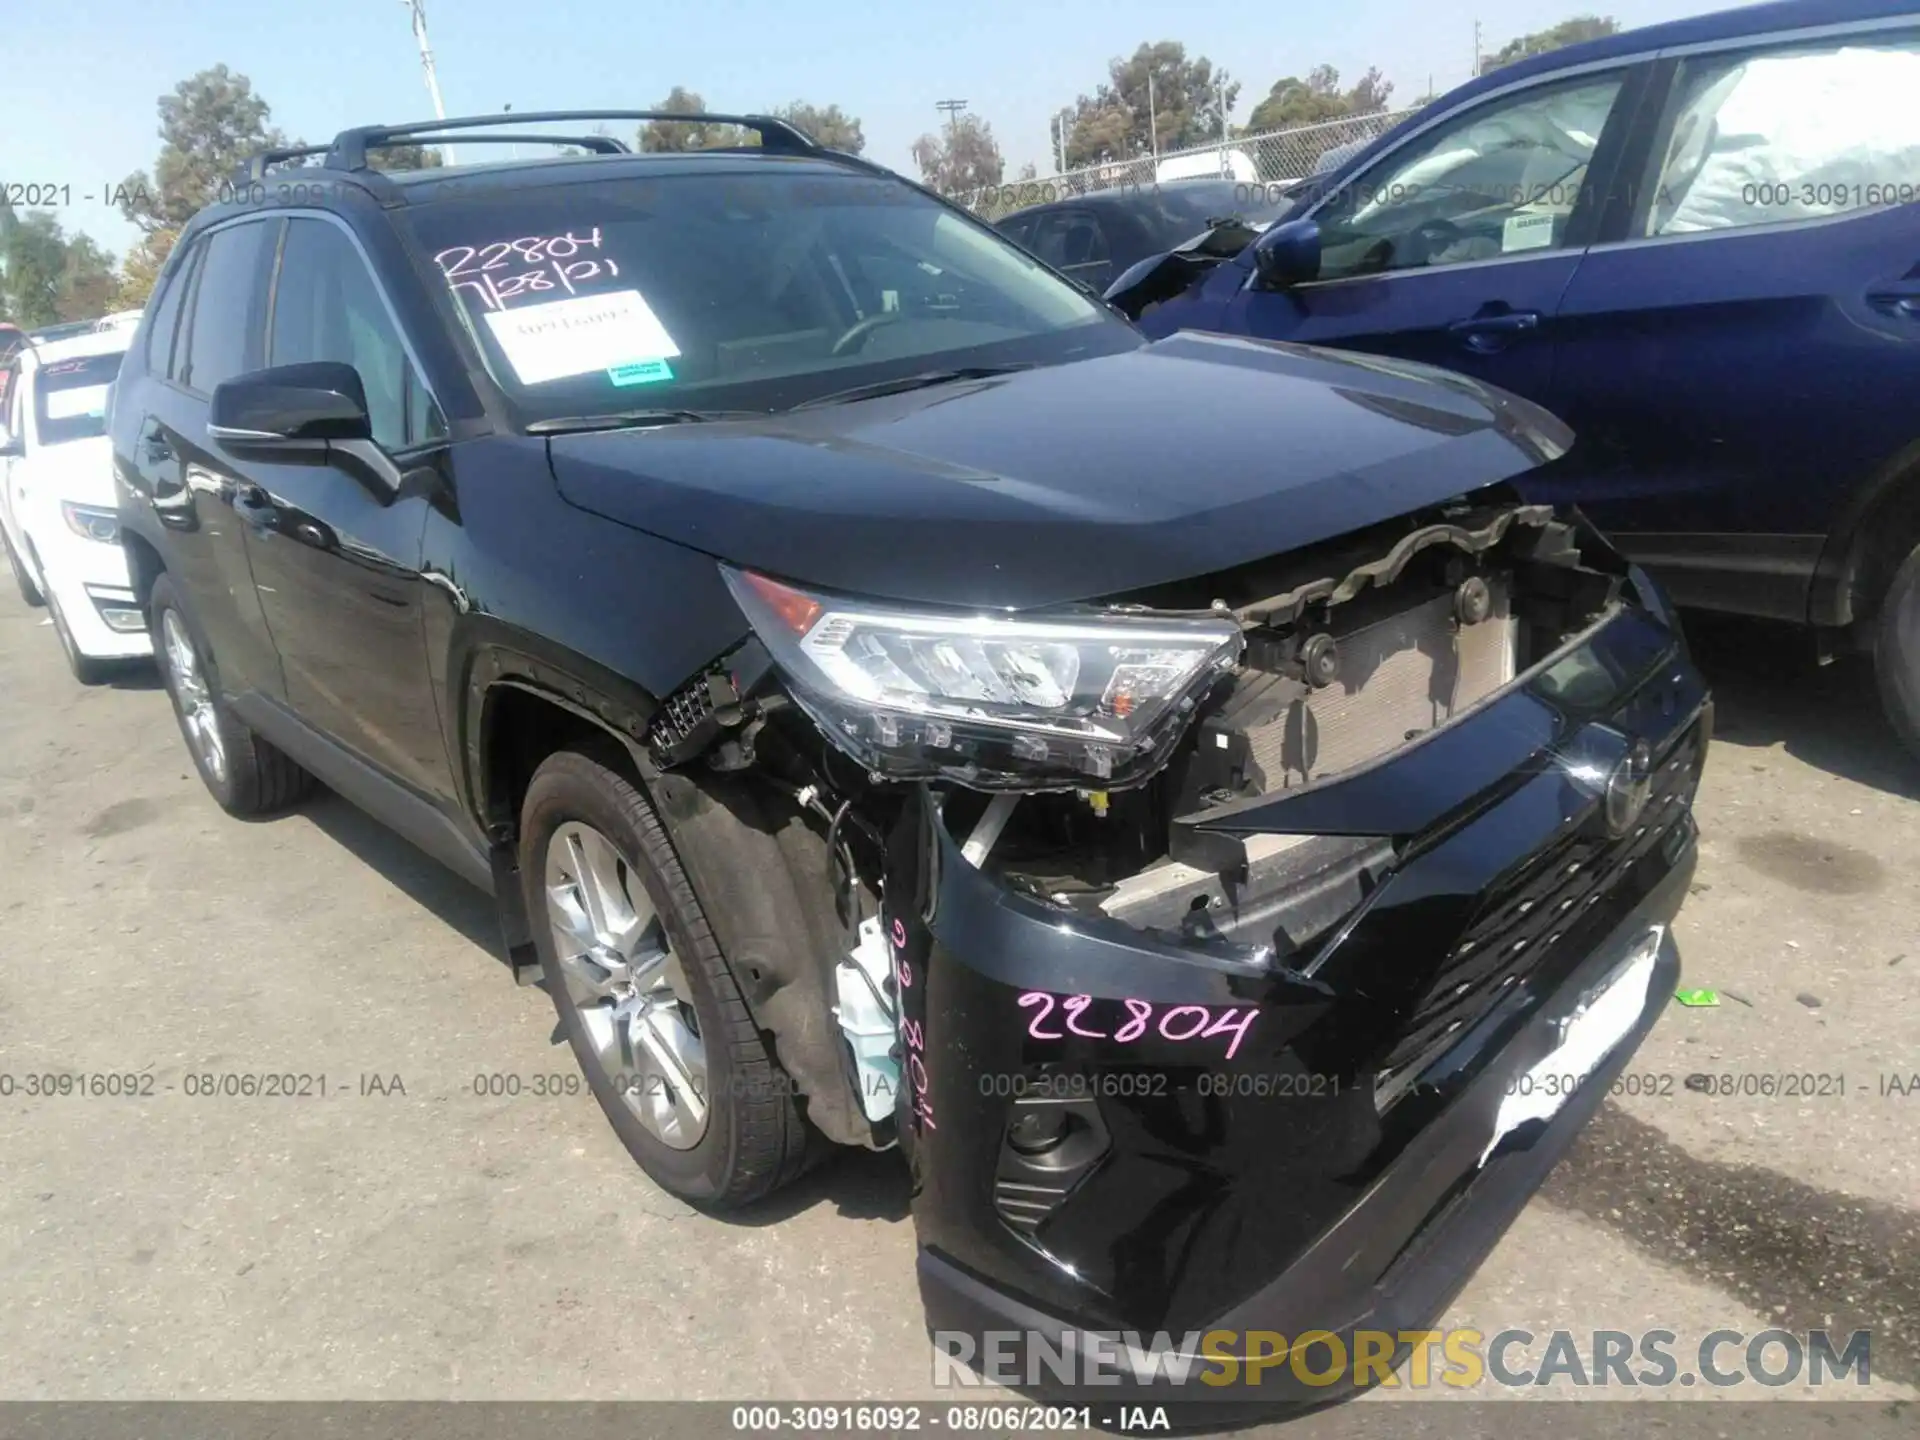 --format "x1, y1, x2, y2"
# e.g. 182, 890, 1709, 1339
235, 214, 456, 802
1224, 67, 1649, 398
